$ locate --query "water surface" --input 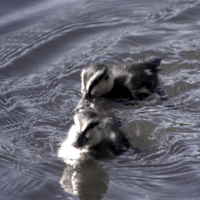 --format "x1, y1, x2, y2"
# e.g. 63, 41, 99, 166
0, 0, 200, 199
